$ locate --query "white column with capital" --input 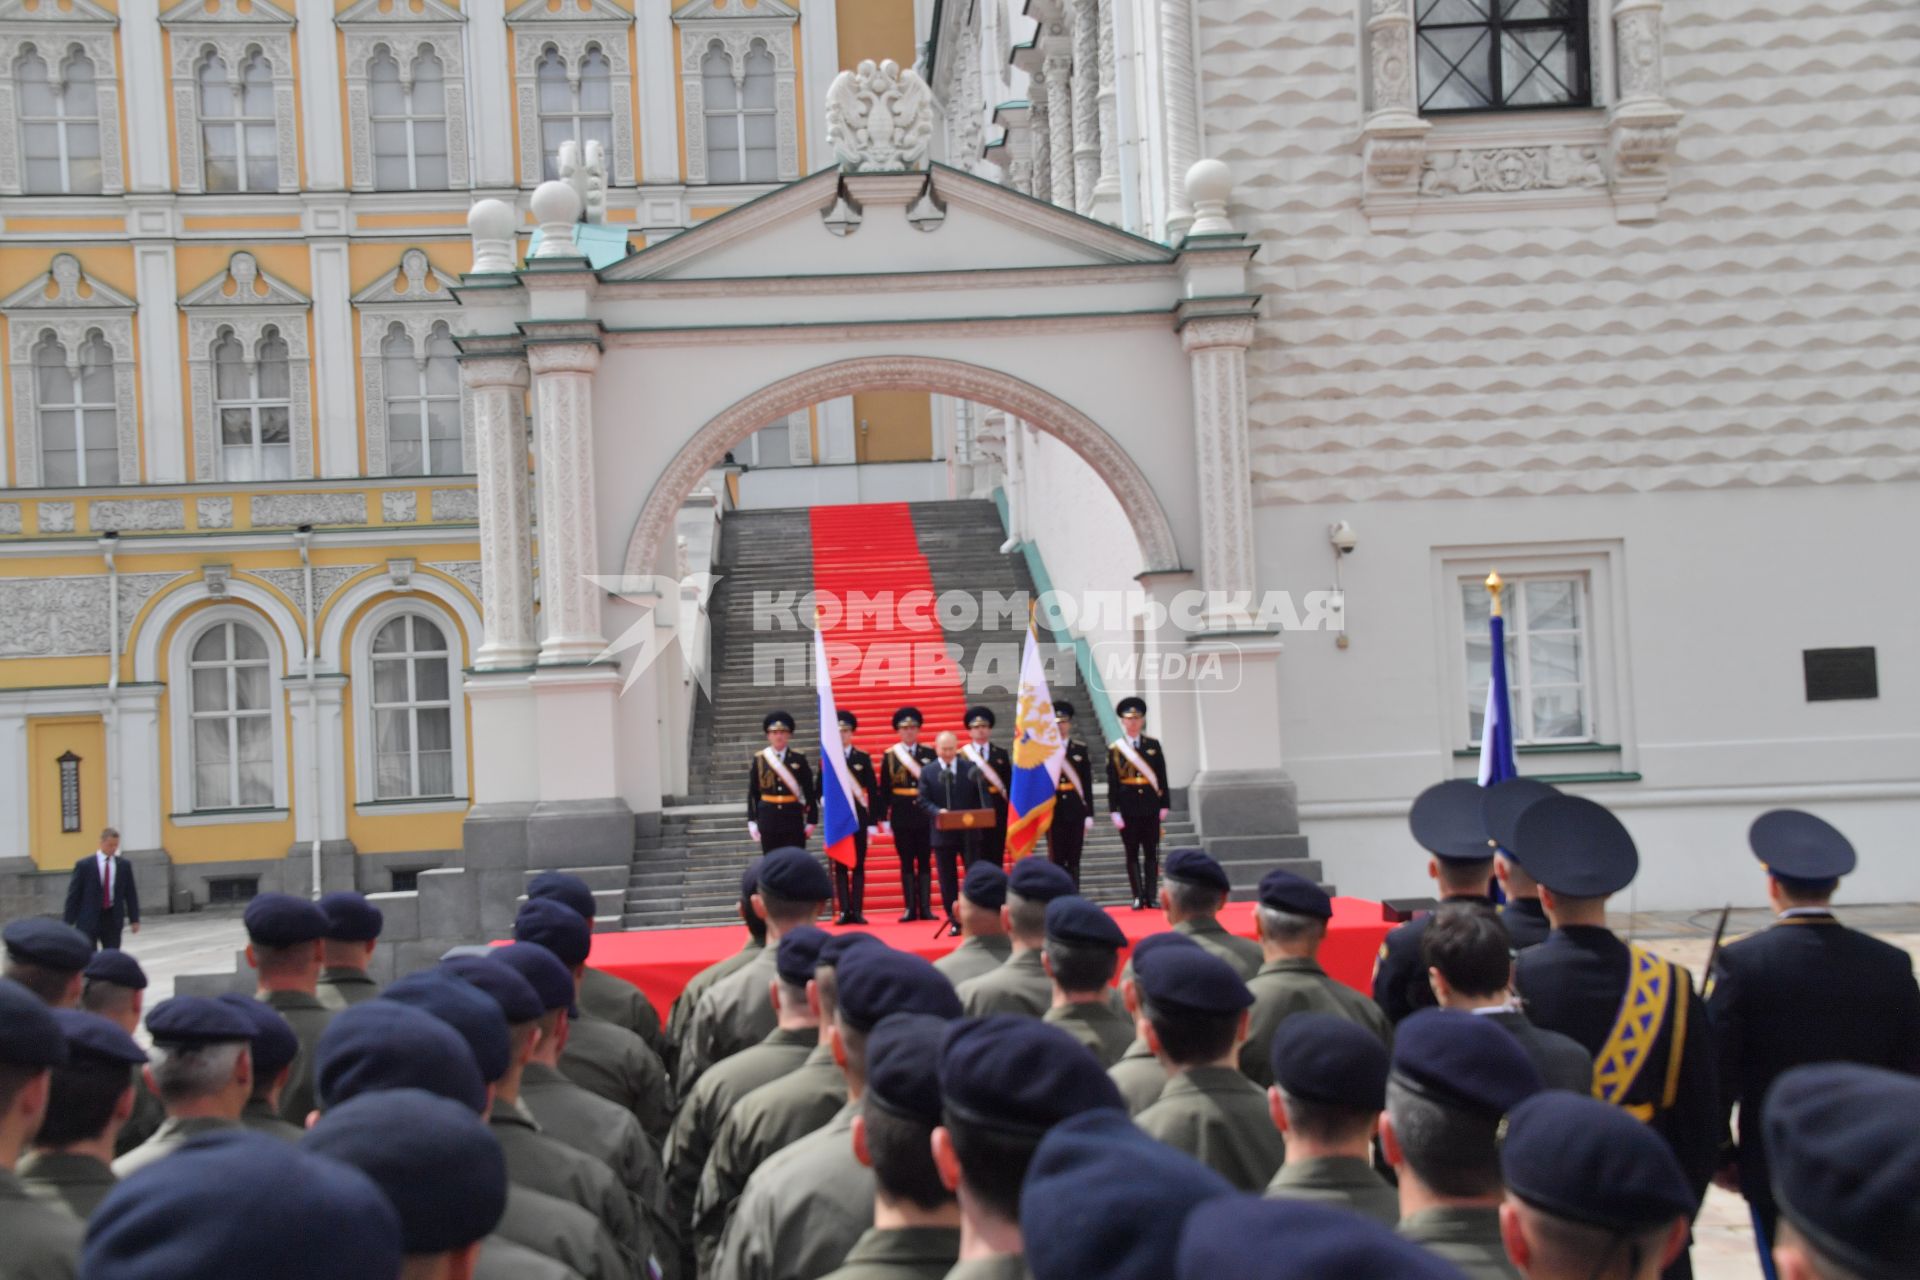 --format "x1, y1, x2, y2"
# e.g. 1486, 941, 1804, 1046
1157, 0, 1202, 240
1069, 0, 1101, 215
464, 354, 539, 669
1044, 51, 1077, 212
1090, 0, 1122, 221
1182, 314, 1259, 613
529, 342, 607, 664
